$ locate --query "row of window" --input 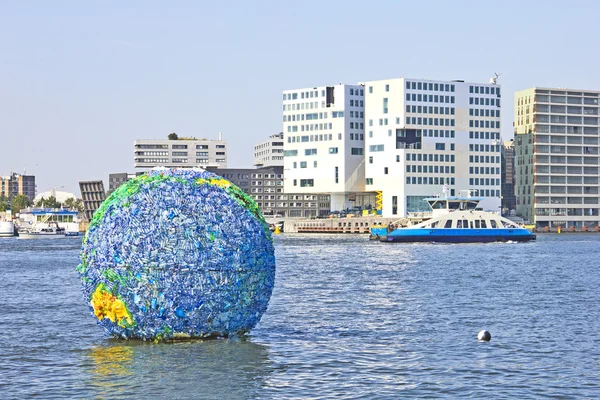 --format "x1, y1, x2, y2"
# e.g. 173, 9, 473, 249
406, 93, 456, 104
470, 155, 501, 164
283, 101, 321, 111
468, 178, 502, 186
405, 177, 457, 185
406, 117, 456, 127
536, 125, 600, 134
470, 167, 501, 175
469, 97, 501, 106
287, 133, 337, 143
470, 108, 501, 117
287, 123, 333, 133
530, 105, 599, 115
349, 88, 364, 96
406, 165, 457, 174
283, 90, 322, 101
534, 145, 599, 155
349, 99, 364, 107
135, 151, 168, 156
469, 131, 501, 140
289, 179, 315, 187
406, 105, 456, 115
405, 81, 456, 92
404, 153, 456, 163
470, 120, 501, 128
469, 86, 500, 96
535, 95, 600, 105
423, 129, 456, 138
169, 144, 225, 149
469, 144, 501, 152
349, 122, 364, 129
534, 155, 599, 164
